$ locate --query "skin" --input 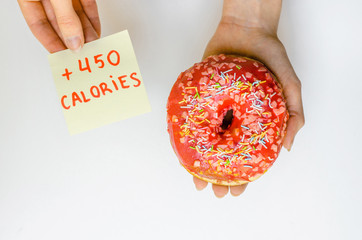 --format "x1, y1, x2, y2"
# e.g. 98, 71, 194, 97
196, 0, 305, 198
18, 0, 101, 53
18, 0, 304, 198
